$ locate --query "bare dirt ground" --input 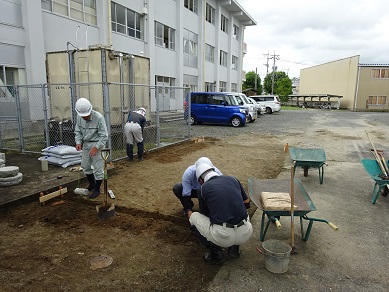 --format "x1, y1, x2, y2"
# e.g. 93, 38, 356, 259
0, 133, 286, 292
